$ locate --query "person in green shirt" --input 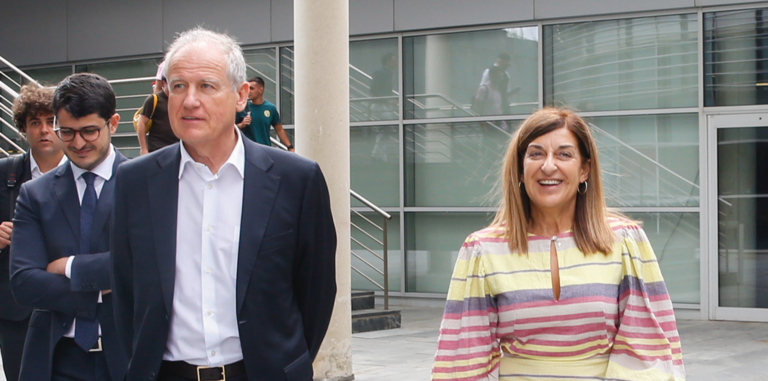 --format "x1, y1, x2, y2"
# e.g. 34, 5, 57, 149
235, 77, 294, 152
